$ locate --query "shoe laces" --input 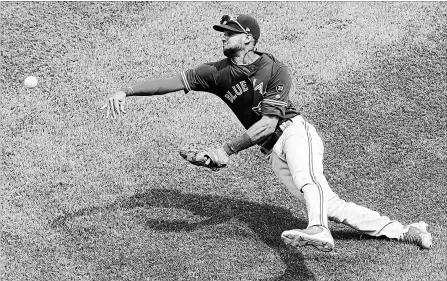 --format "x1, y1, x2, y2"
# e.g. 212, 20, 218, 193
401, 226, 431, 248
402, 227, 423, 246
